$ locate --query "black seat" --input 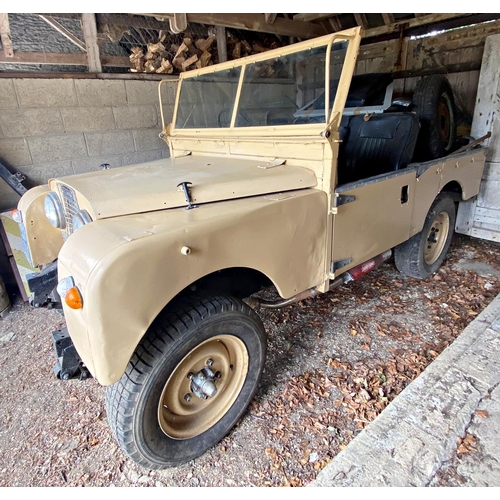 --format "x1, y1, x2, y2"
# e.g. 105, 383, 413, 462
338, 112, 420, 185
